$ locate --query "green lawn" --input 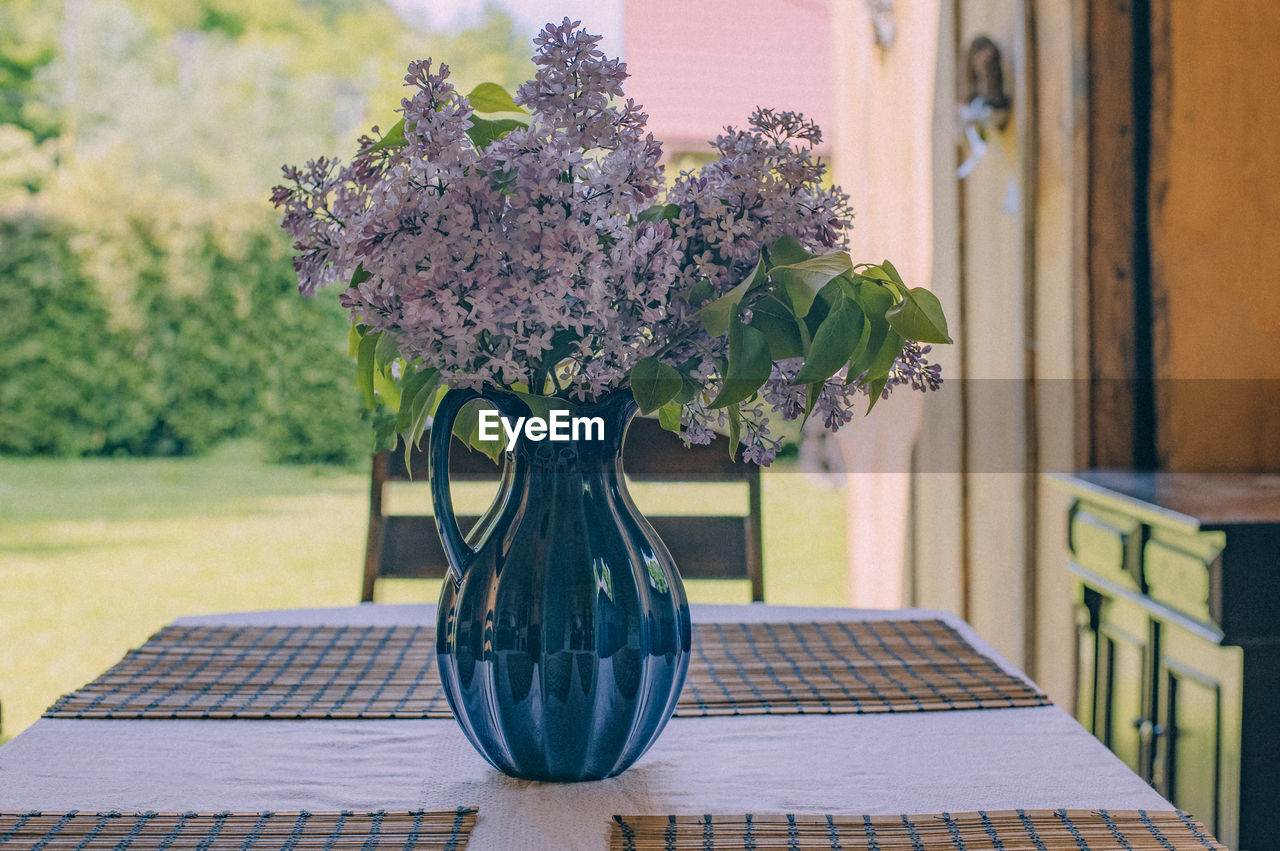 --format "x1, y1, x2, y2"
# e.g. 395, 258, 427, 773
0, 441, 846, 739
